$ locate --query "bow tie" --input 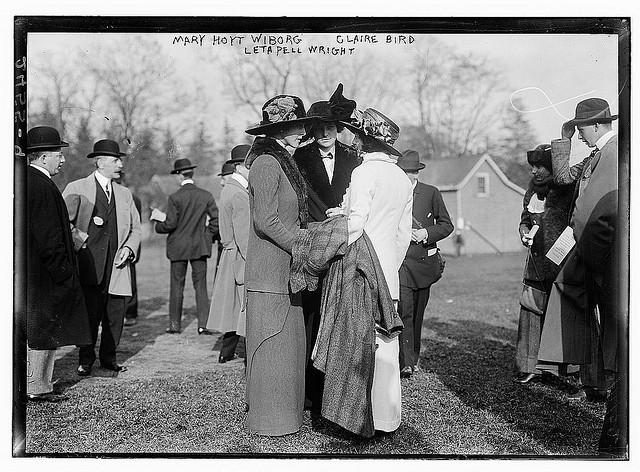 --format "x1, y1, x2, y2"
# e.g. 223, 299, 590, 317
322, 152, 334, 160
